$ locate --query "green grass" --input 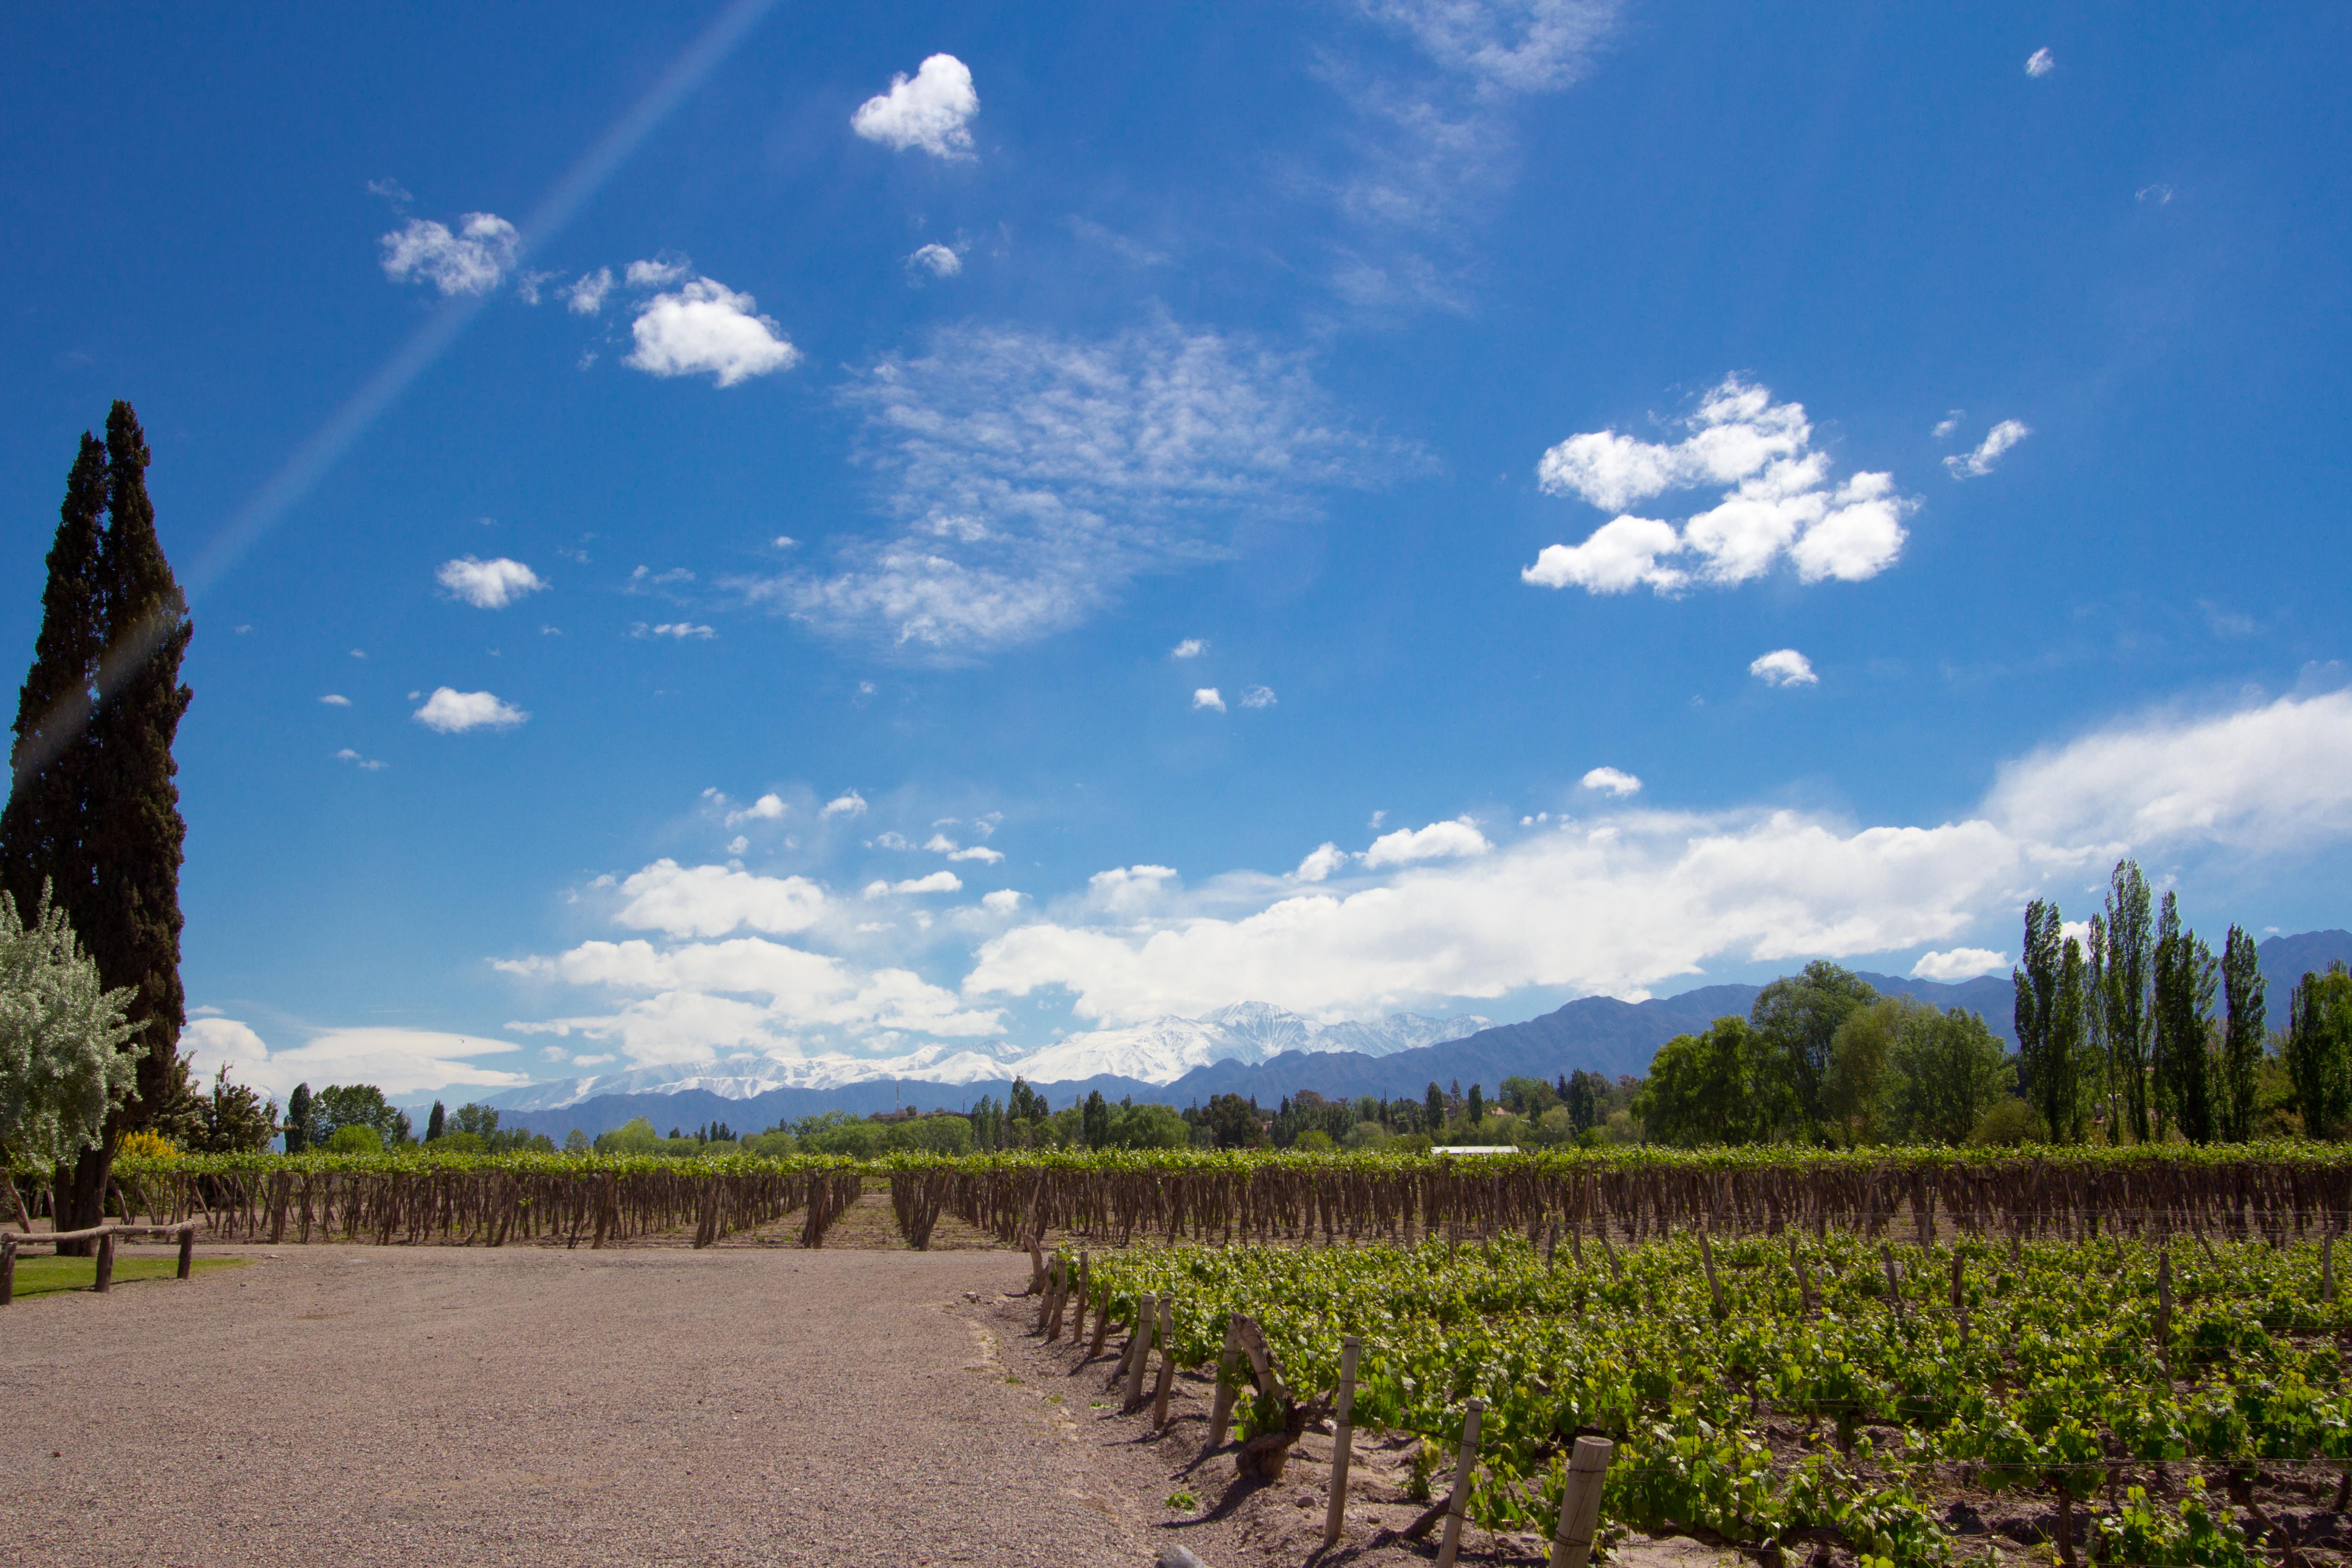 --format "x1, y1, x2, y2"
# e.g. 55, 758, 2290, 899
5, 1254, 245, 1299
